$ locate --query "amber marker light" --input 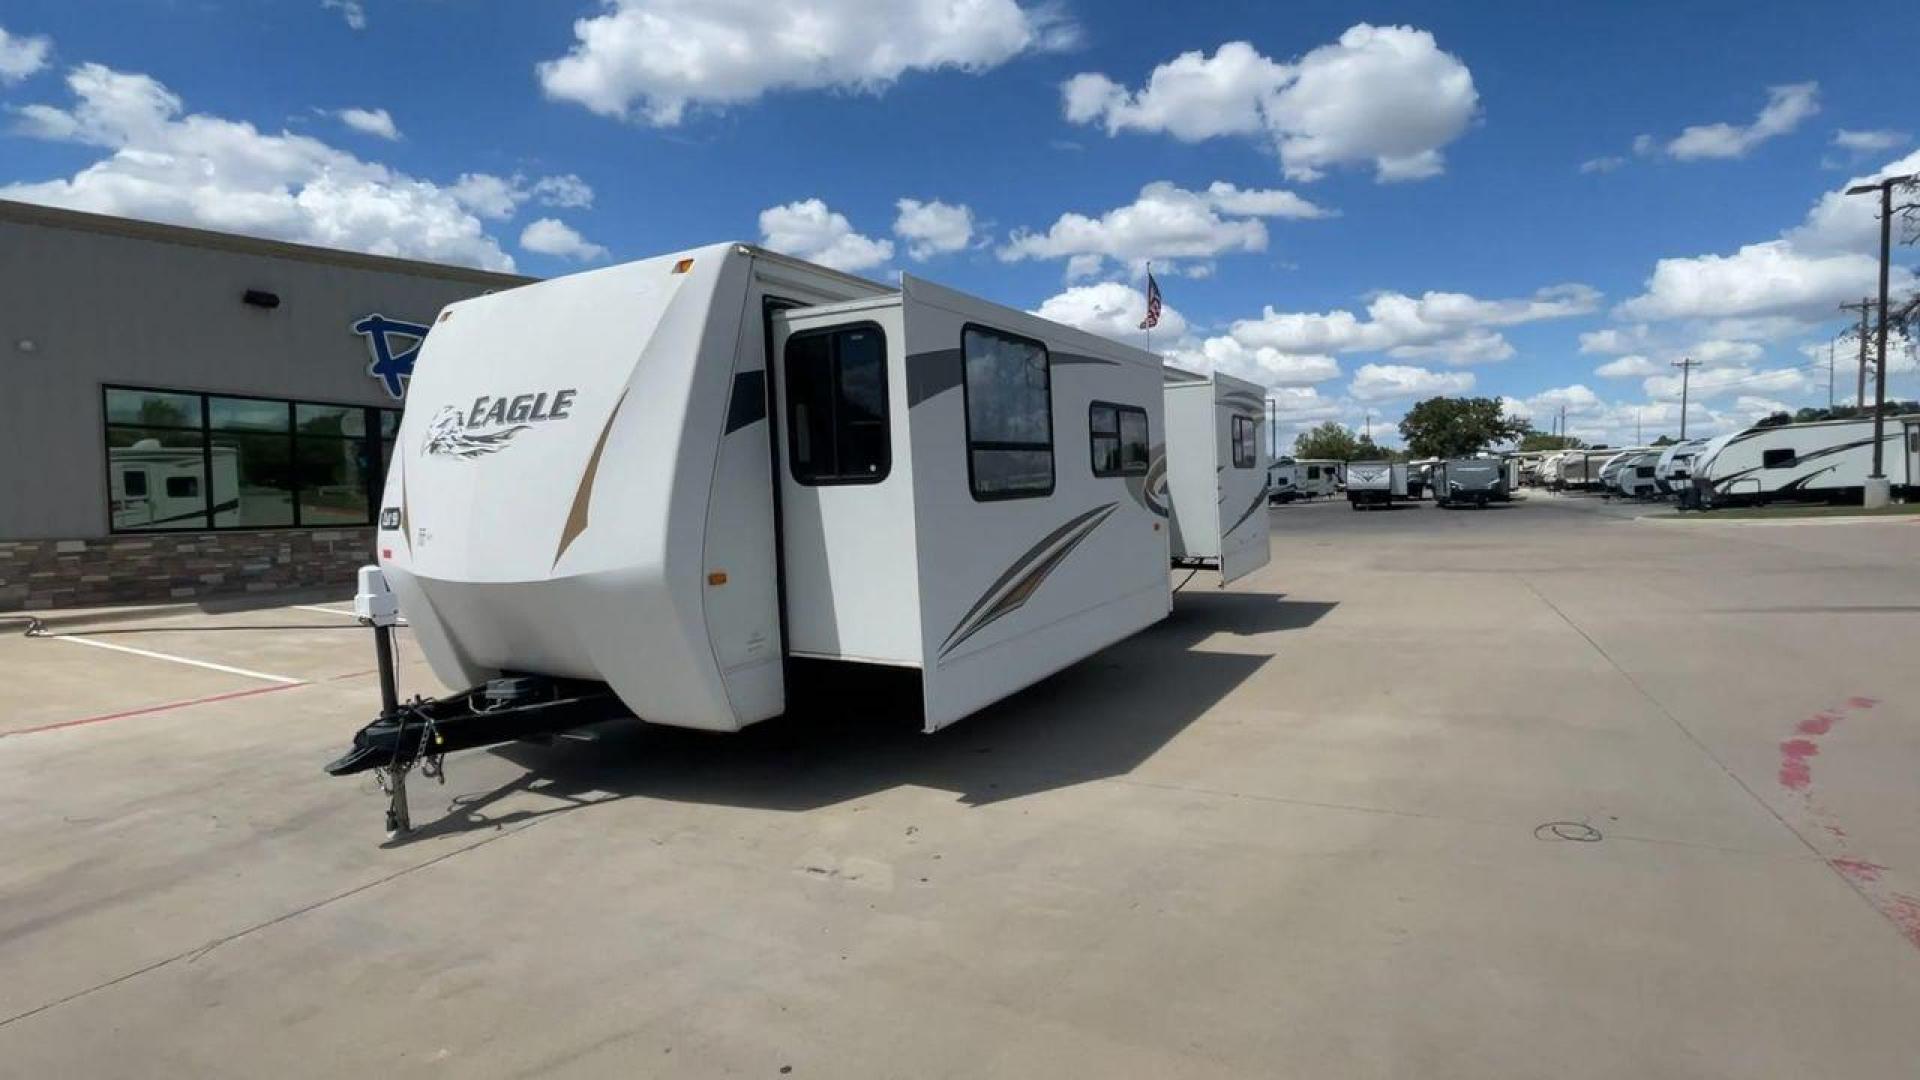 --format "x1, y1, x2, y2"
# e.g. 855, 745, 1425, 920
707, 571, 728, 586
672, 258, 695, 274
